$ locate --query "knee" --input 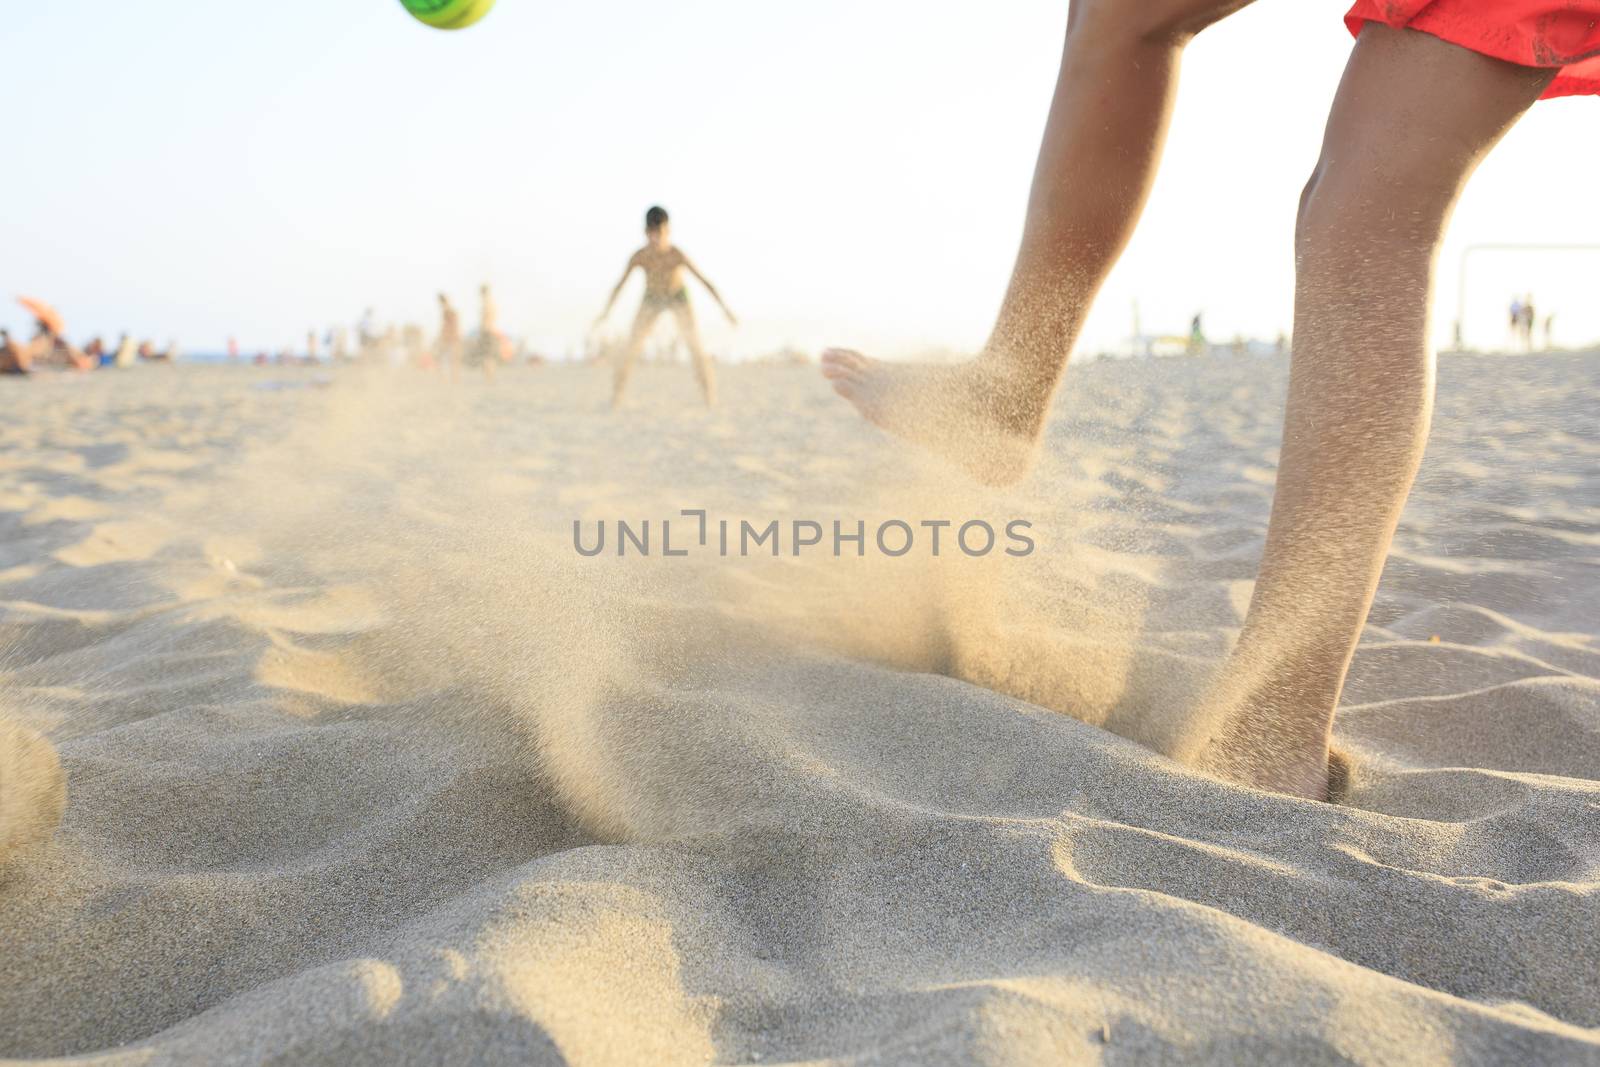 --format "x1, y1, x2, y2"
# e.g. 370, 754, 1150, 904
1292, 168, 1323, 256
1294, 155, 1454, 263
